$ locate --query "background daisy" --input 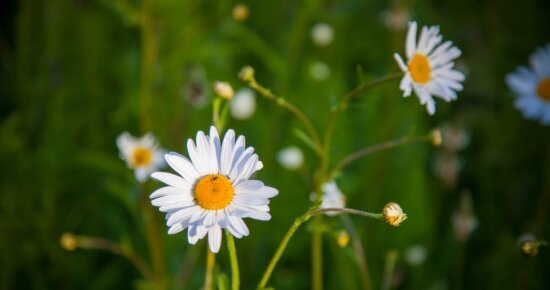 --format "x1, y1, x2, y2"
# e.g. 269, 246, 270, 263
116, 132, 165, 183
394, 21, 465, 115
150, 126, 278, 253
506, 44, 550, 125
